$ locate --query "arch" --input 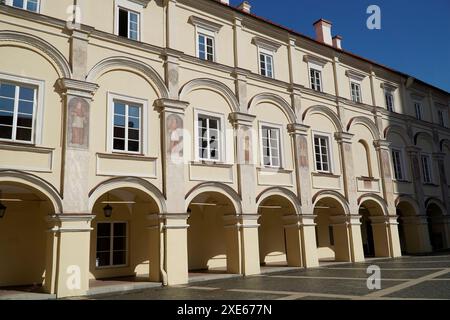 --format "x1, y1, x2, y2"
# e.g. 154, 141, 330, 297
185, 182, 242, 214
439, 139, 450, 152
179, 78, 239, 112
425, 197, 447, 215
248, 93, 297, 123
303, 105, 343, 132
86, 56, 169, 98
384, 125, 411, 145
358, 193, 389, 216
88, 177, 167, 213
0, 170, 62, 214
312, 190, 350, 215
0, 30, 71, 78
395, 195, 421, 216
347, 116, 381, 140
256, 187, 302, 215
414, 131, 436, 151
356, 139, 372, 177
